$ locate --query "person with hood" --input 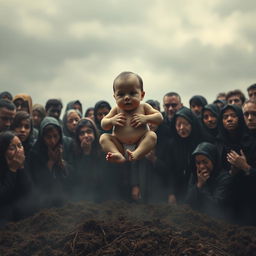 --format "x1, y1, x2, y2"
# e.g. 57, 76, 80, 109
93, 100, 112, 134
84, 107, 94, 121
68, 118, 114, 202
216, 104, 246, 172
32, 104, 46, 131
28, 116, 72, 209
62, 109, 82, 139
189, 95, 208, 118
11, 111, 36, 159
13, 93, 33, 115
201, 104, 220, 143
0, 91, 13, 101
0, 131, 32, 225
226, 100, 256, 225
185, 142, 232, 220
164, 107, 204, 205
64, 100, 83, 116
